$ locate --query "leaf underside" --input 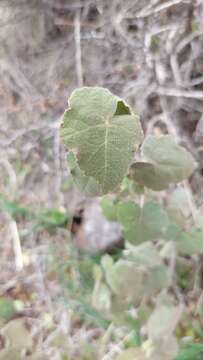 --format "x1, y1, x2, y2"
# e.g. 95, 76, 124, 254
60, 87, 143, 193
67, 152, 102, 196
